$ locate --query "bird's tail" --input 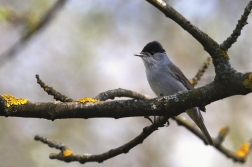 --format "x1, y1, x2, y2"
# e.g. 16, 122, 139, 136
186, 108, 214, 146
